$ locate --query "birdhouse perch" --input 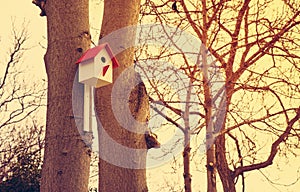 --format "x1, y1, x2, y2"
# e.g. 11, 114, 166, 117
76, 43, 119, 88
